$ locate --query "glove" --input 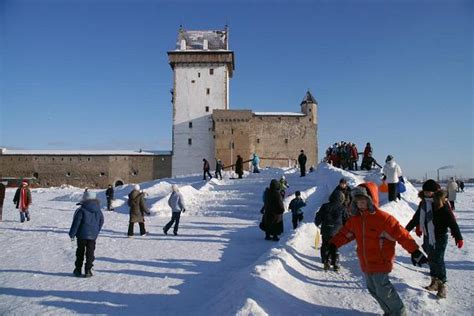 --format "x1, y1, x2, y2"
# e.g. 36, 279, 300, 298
456, 240, 464, 249
70, 237, 75, 242
411, 249, 428, 267
415, 226, 422, 237
182, 208, 186, 213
